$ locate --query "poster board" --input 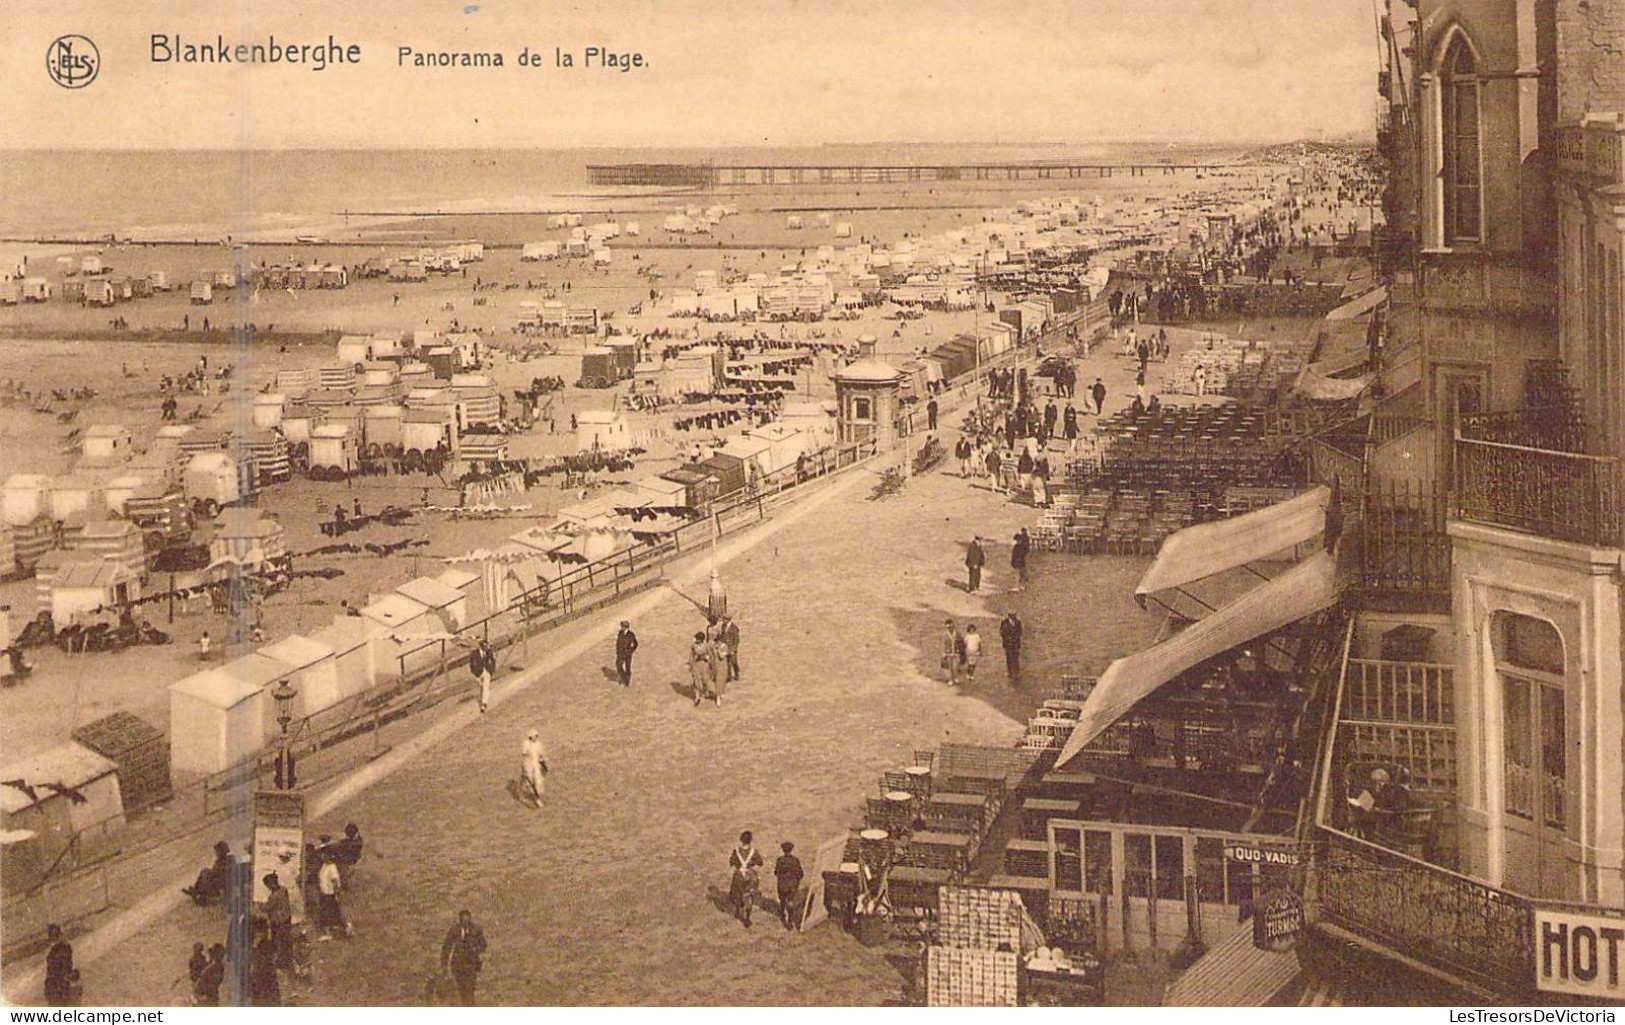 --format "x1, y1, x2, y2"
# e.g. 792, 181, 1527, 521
251, 790, 307, 923
798, 832, 849, 932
